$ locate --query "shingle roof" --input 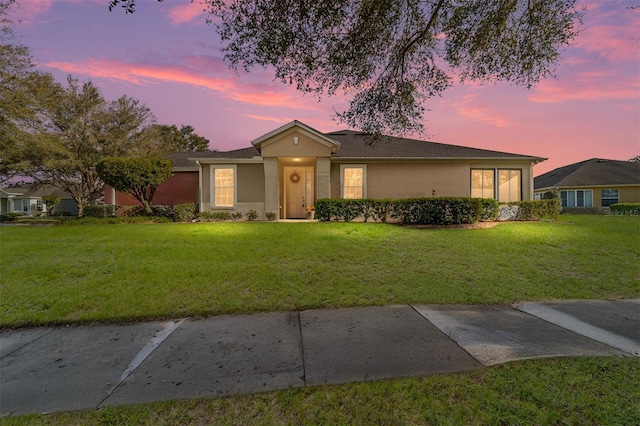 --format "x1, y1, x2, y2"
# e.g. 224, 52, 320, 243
534, 158, 640, 190
326, 130, 543, 159
165, 147, 260, 167
174, 129, 544, 166
0, 184, 72, 198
